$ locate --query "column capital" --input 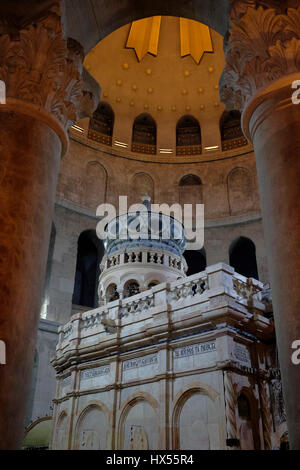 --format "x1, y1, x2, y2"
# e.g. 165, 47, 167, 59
0, 1, 99, 154
220, 2, 300, 128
